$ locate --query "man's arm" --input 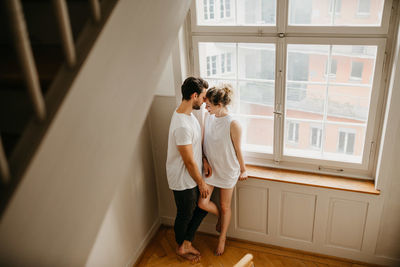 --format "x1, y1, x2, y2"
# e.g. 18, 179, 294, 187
177, 144, 210, 198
